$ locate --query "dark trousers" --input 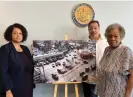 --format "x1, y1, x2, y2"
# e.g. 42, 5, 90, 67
82, 82, 97, 97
